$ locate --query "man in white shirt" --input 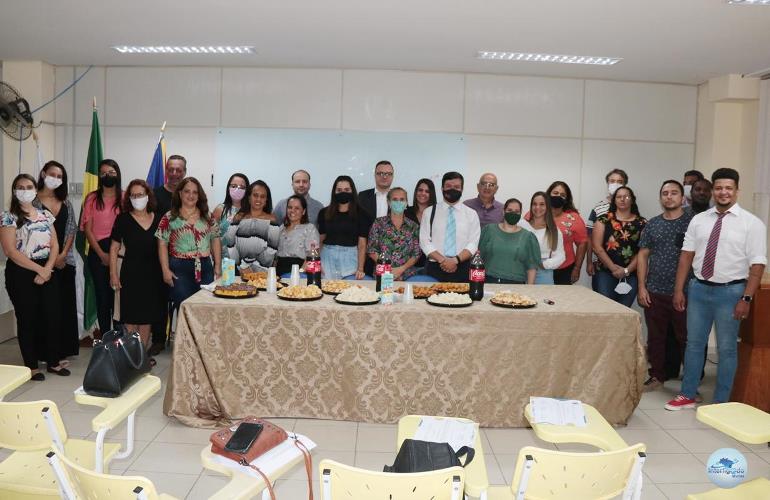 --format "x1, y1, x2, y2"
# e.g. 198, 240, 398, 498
273, 169, 324, 226
358, 161, 394, 220
419, 171, 481, 282
665, 168, 767, 410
